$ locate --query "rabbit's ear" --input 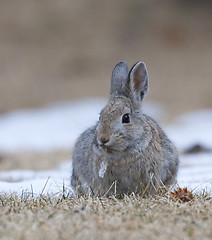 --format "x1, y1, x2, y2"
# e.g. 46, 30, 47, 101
110, 61, 129, 96
128, 62, 149, 102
